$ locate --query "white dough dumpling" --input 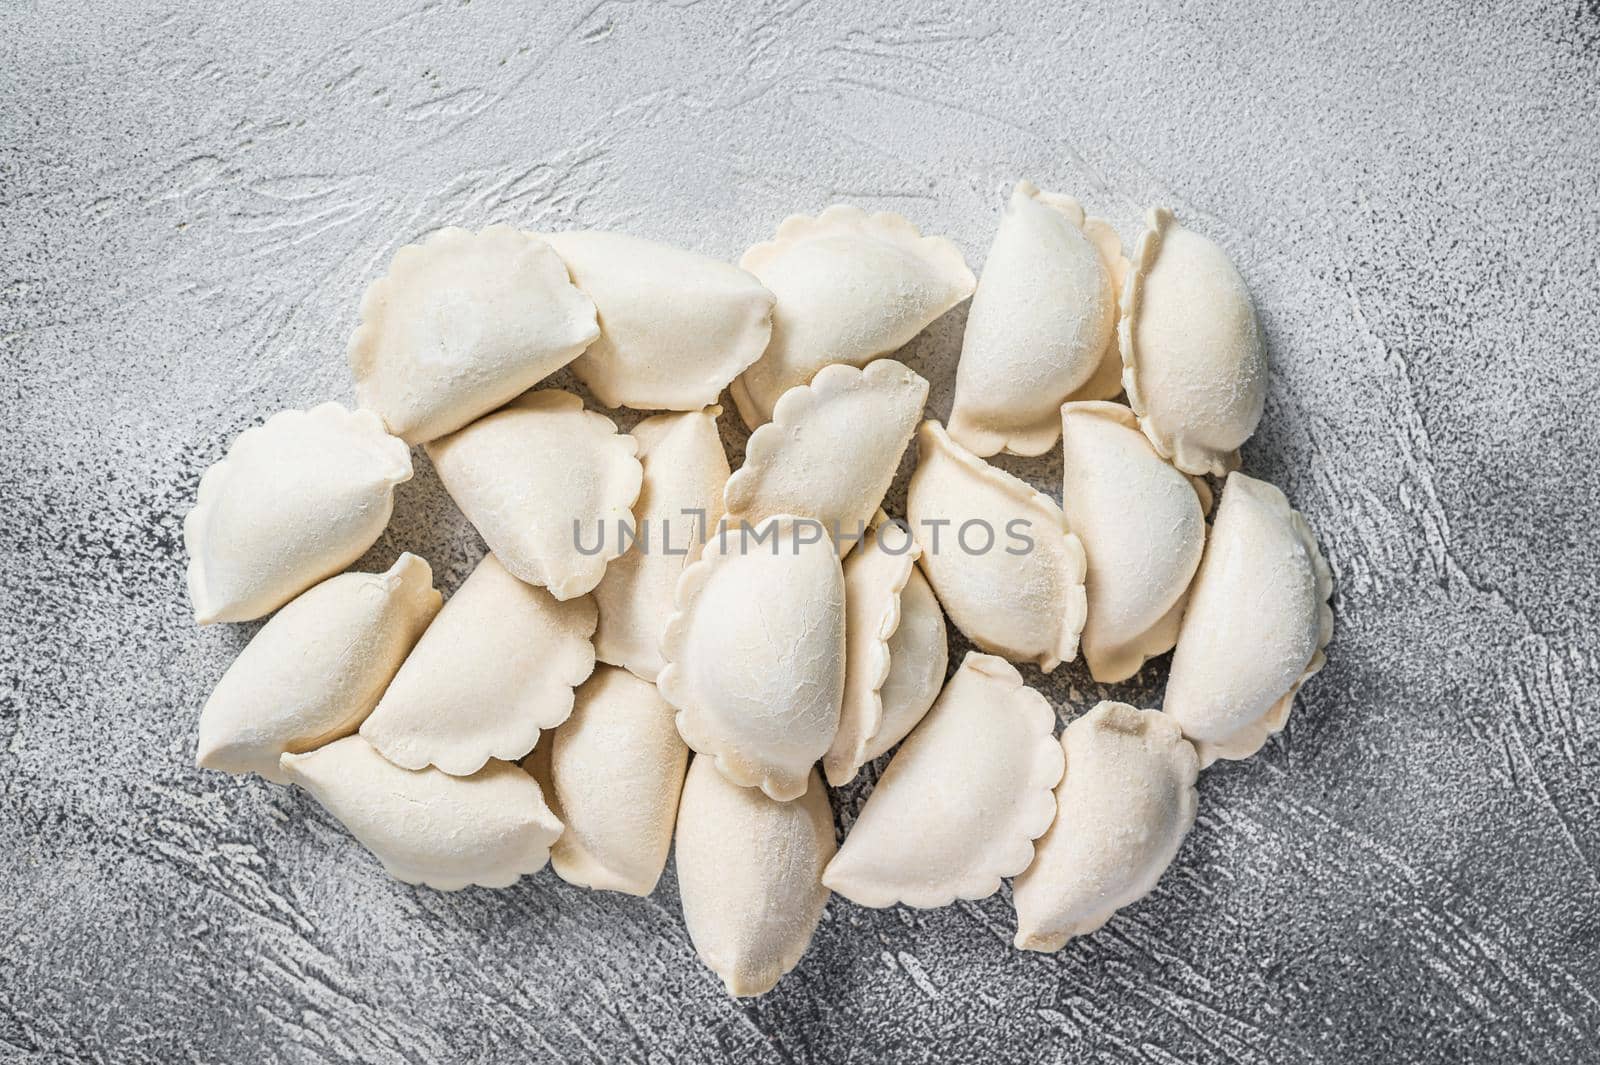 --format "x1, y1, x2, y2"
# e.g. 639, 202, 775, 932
1120, 207, 1267, 476
1060, 401, 1209, 683
530, 666, 689, 896
824, 518, 948, 787
659, 515, 846, 801
360, 553, 597, 776
907, 420, 1087, 671
870, 564, 947, 760
592, 407, 729, 682
731, 205, 974, 427
675, 757, 836, 996
544, 230, 775, 411
426, 389, 642, 601
822, 653, 1063, 908
1012, 702, 1199, 951
349, 225, 598, 444
185, 403, 412, 624
195, 553, 440, 782
949, 181, 1127, 457
280, 736, 562, 891
1163, 472, 1333, 766
724, 360, 928, 554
